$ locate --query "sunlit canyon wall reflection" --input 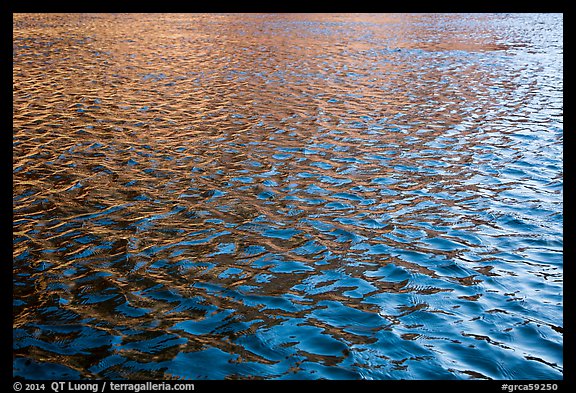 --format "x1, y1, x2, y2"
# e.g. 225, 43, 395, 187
13, 13, 563, 380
